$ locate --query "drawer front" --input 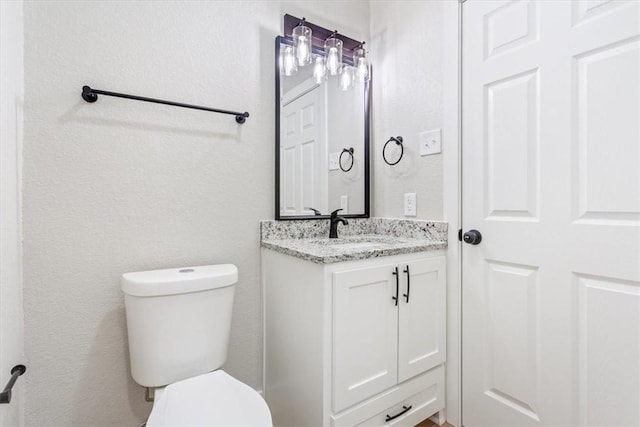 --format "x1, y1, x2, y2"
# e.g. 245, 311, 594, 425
332, 365, 445, 427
